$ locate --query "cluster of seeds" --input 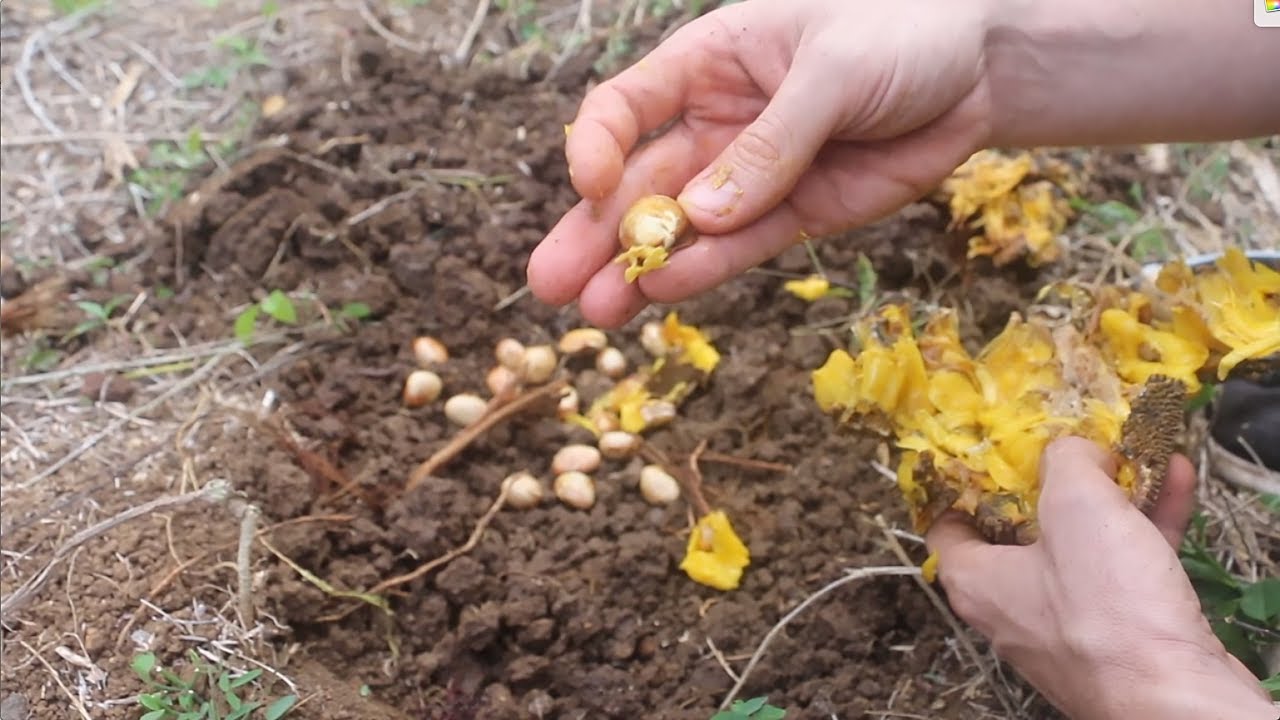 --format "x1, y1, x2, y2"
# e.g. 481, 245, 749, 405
400, 325, 684, 512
